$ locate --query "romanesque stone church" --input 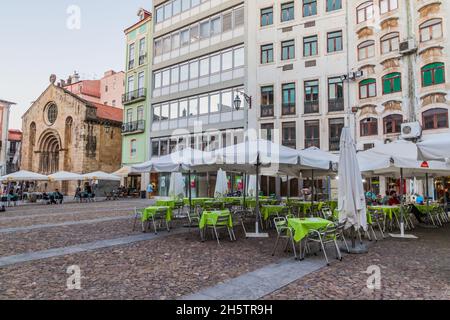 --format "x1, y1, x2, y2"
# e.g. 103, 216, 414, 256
20, 78, 123, 194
